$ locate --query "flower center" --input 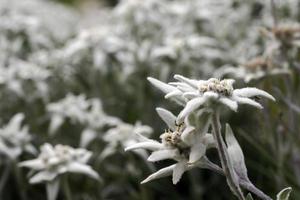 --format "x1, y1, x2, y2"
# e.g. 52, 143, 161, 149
199, 78, 234, 96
